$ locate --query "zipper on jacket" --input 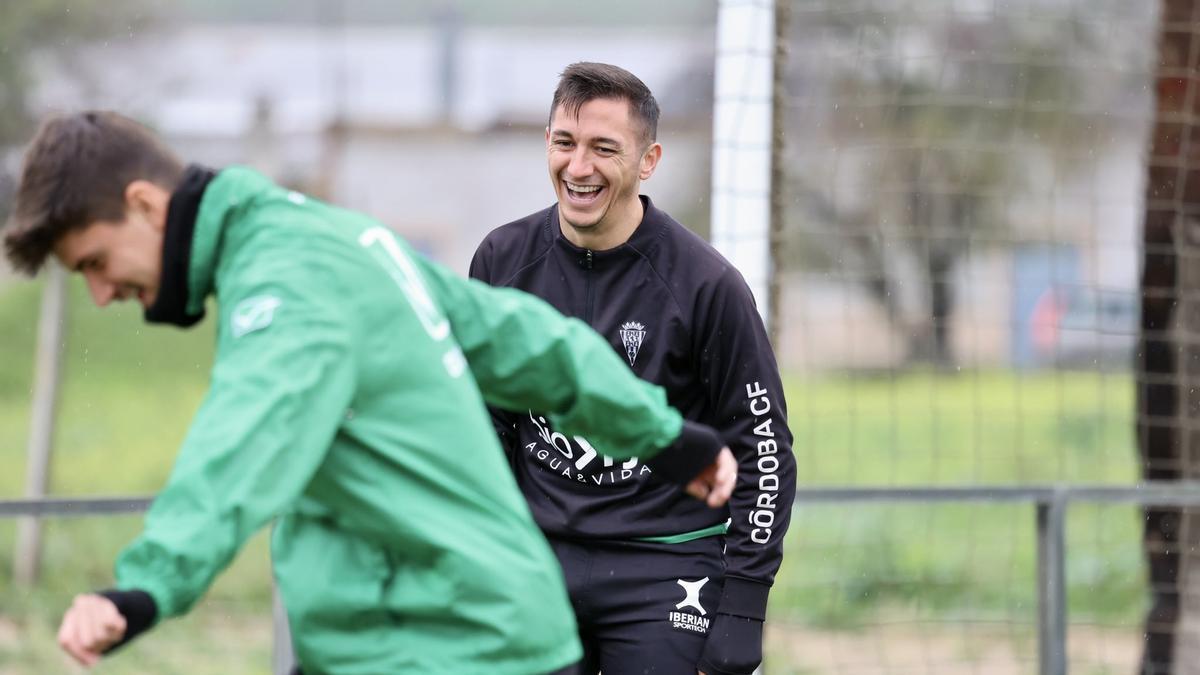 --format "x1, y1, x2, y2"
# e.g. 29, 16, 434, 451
584, 250, 595, 324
